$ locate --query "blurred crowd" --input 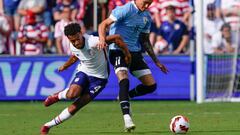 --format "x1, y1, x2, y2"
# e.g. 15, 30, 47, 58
0, 0, 239, 56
